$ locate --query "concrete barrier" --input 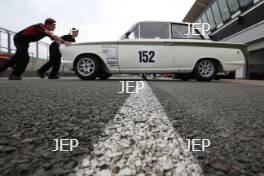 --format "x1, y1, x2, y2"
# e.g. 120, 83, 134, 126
0, 57, 74, 77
